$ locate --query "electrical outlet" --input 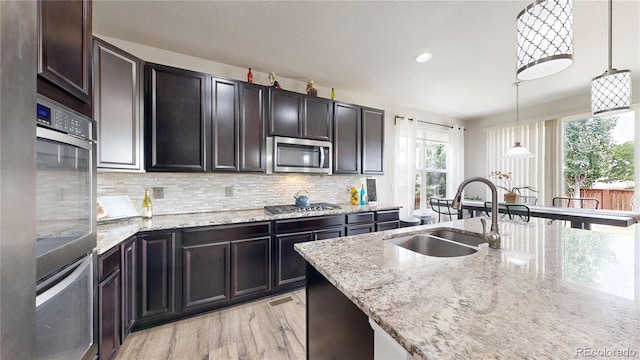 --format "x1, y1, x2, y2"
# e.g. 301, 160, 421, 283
225, 185, 234, 197
153, 187, 164, 199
